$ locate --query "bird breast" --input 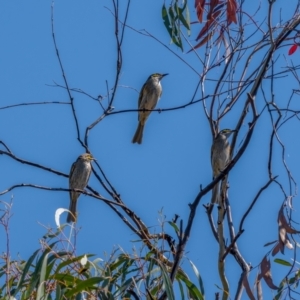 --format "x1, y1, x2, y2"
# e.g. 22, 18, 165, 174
71, 160, 91, 189
141, 83, 162, 110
